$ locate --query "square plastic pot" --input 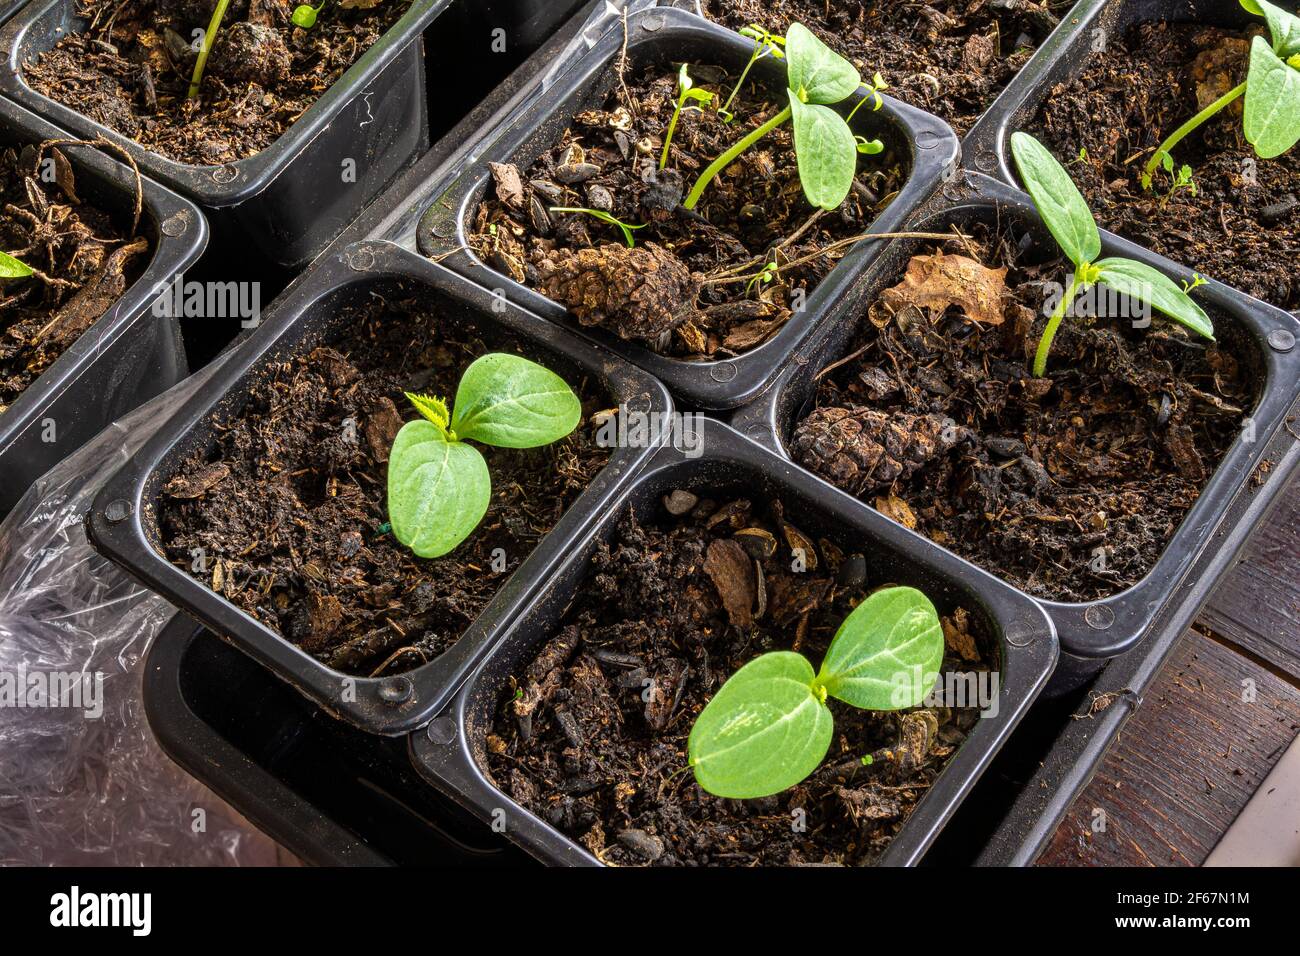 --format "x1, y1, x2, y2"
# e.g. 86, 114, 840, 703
416, 5, 960, 410
728, 173, 1300, 691
409, 418, 1059, 867
0, 0, 449, 270
87, 240, 674, 736
0, 98, 208, 518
